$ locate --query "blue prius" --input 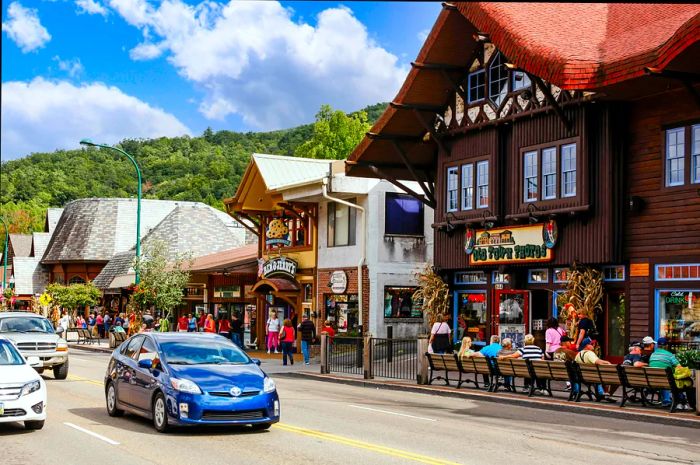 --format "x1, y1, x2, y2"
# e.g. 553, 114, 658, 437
104, 332, 280, 432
